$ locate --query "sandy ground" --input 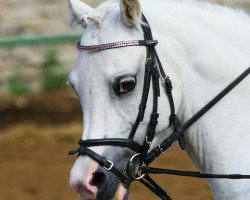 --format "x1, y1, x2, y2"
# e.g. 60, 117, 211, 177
0, 123, 212, 200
